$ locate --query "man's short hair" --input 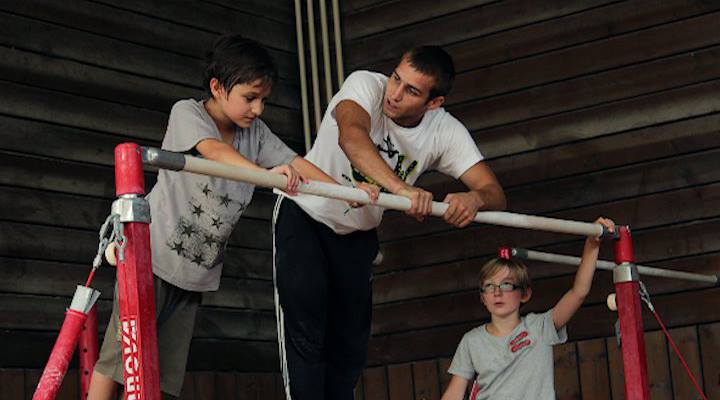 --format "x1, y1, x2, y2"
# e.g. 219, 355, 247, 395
203, 33, 278, 96
401, 45, 456, 99
479, 257, 531, 296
